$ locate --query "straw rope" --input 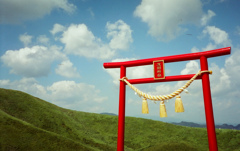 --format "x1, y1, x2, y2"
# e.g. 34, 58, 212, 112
119, 70, 212, 101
